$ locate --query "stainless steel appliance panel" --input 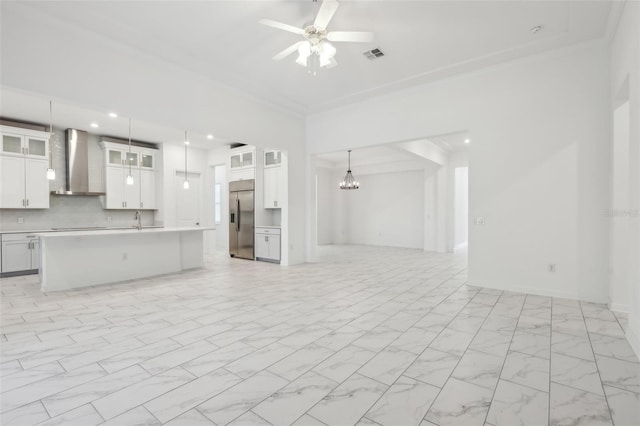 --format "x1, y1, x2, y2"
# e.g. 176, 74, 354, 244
237, 190, 254, 260
229, 180, 255, 260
